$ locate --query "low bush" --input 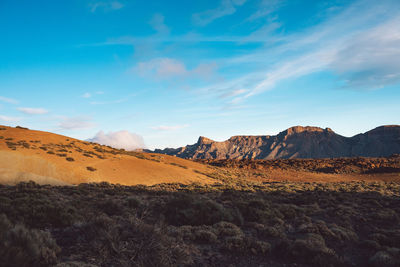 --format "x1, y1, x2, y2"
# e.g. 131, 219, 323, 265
0, 214, 60, 267
164, 194, 238, 226
289, 233, 338, 265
